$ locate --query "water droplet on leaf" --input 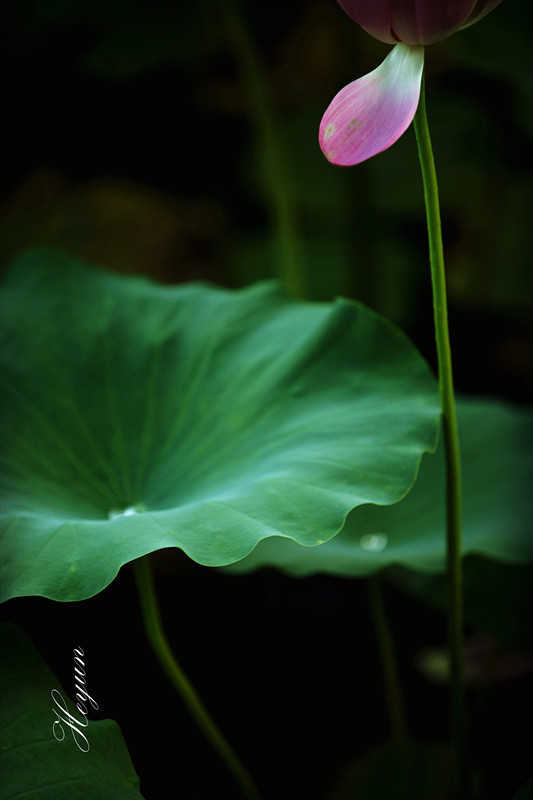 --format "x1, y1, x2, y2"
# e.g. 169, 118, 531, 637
359, 533, 388, 552
108, 504, 145, 520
